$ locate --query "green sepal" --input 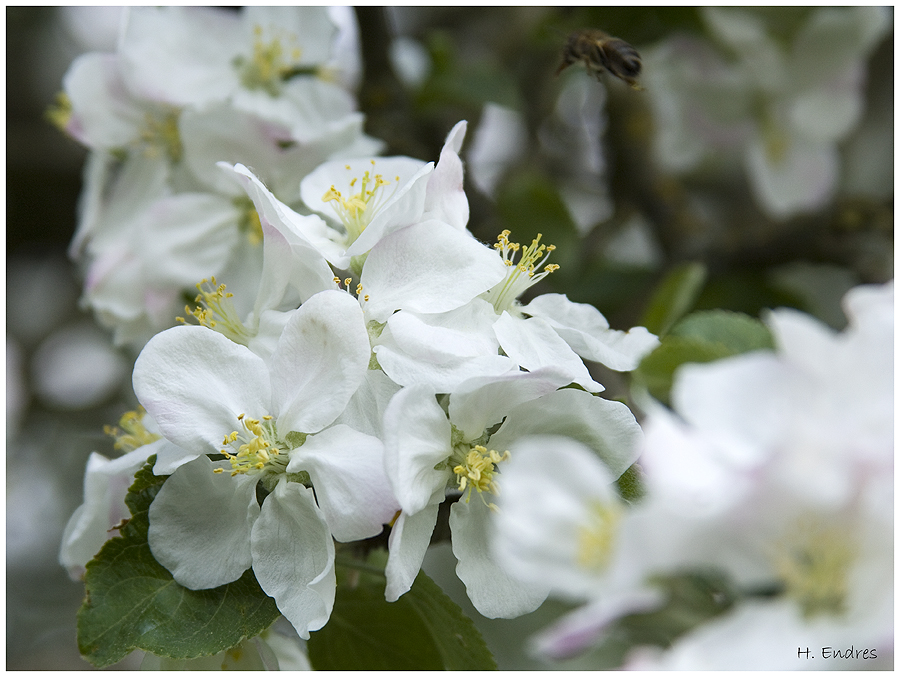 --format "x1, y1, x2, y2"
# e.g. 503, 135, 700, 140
76, 456, 281, 668
308, 554, 497, 670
